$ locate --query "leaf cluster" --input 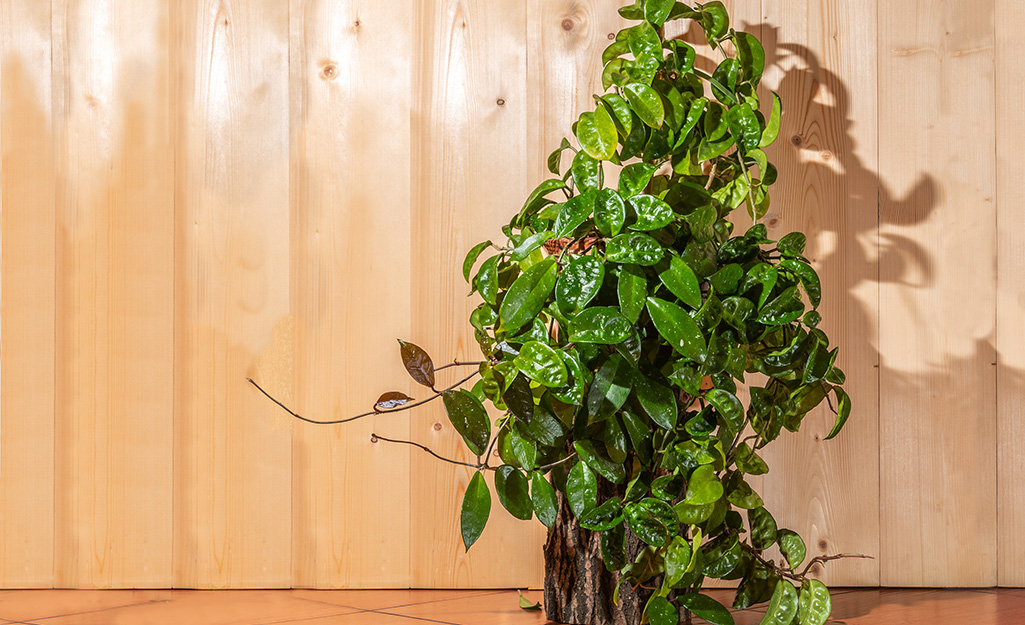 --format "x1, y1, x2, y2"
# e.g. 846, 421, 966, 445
407, 3, 851, 624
